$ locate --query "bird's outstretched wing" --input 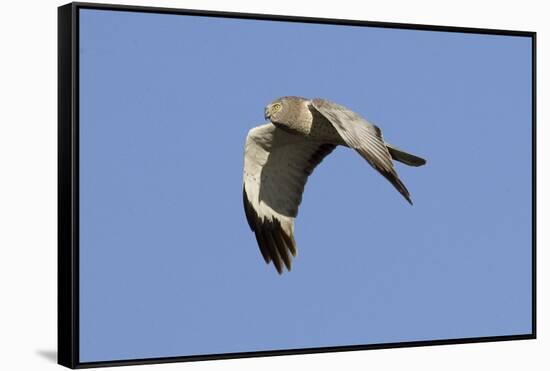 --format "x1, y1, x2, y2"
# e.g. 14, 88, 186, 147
243, 123, 335, 274
310, 98, 413, 204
